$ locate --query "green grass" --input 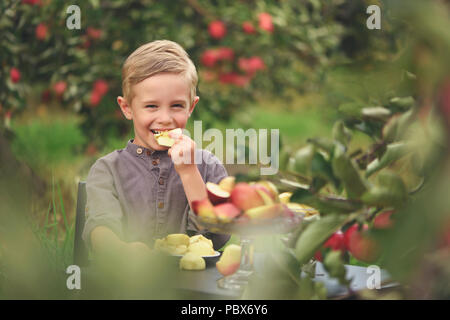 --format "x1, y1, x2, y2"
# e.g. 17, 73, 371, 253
32, 173, 75, 272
